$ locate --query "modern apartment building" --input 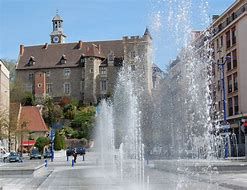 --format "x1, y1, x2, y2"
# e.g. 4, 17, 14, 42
211, 0, 247, 142
16, 14, 153, 105
0, 59, 10, 150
